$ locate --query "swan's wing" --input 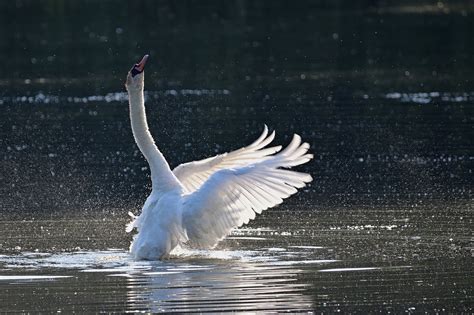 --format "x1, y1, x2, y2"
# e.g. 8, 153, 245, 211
181, 134, 313, 248
173, 125, 282, 193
